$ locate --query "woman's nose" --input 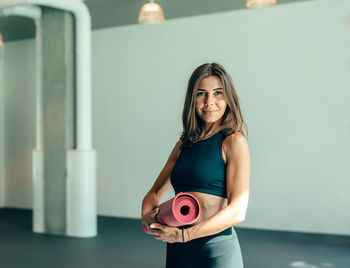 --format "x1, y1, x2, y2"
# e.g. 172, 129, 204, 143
205, 94, 214, 105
